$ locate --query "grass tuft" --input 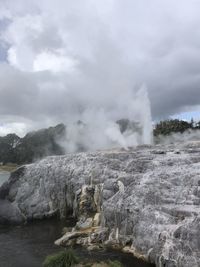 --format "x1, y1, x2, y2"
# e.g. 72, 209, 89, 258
108, 260, 123, 267
43, 249, 79, 267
